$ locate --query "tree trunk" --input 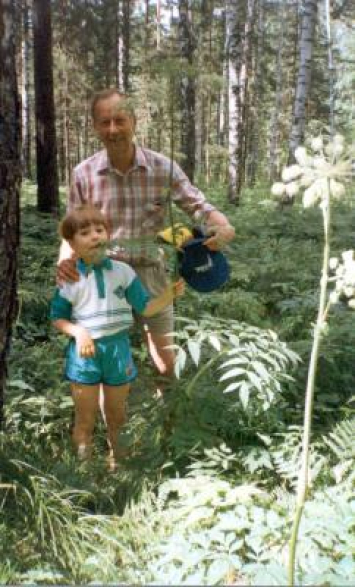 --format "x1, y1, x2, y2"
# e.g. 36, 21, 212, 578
122, 0, 131, 93
226, 0, 242, 203
178, 0, 196, 182
21, 0, 33, 180
239, 0, 256, 188
0, 0, 21, 424
227, 0, 256, 201
33, 0, 59, 214
288, 0, 318, 161
247, 0, 264, 186
268, 1, 285, 182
